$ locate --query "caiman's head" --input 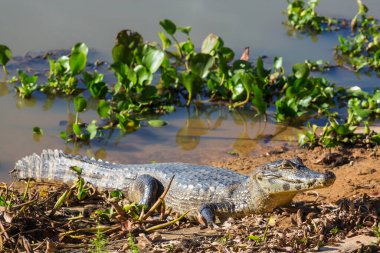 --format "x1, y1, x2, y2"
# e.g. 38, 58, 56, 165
252, 157, 335, 206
